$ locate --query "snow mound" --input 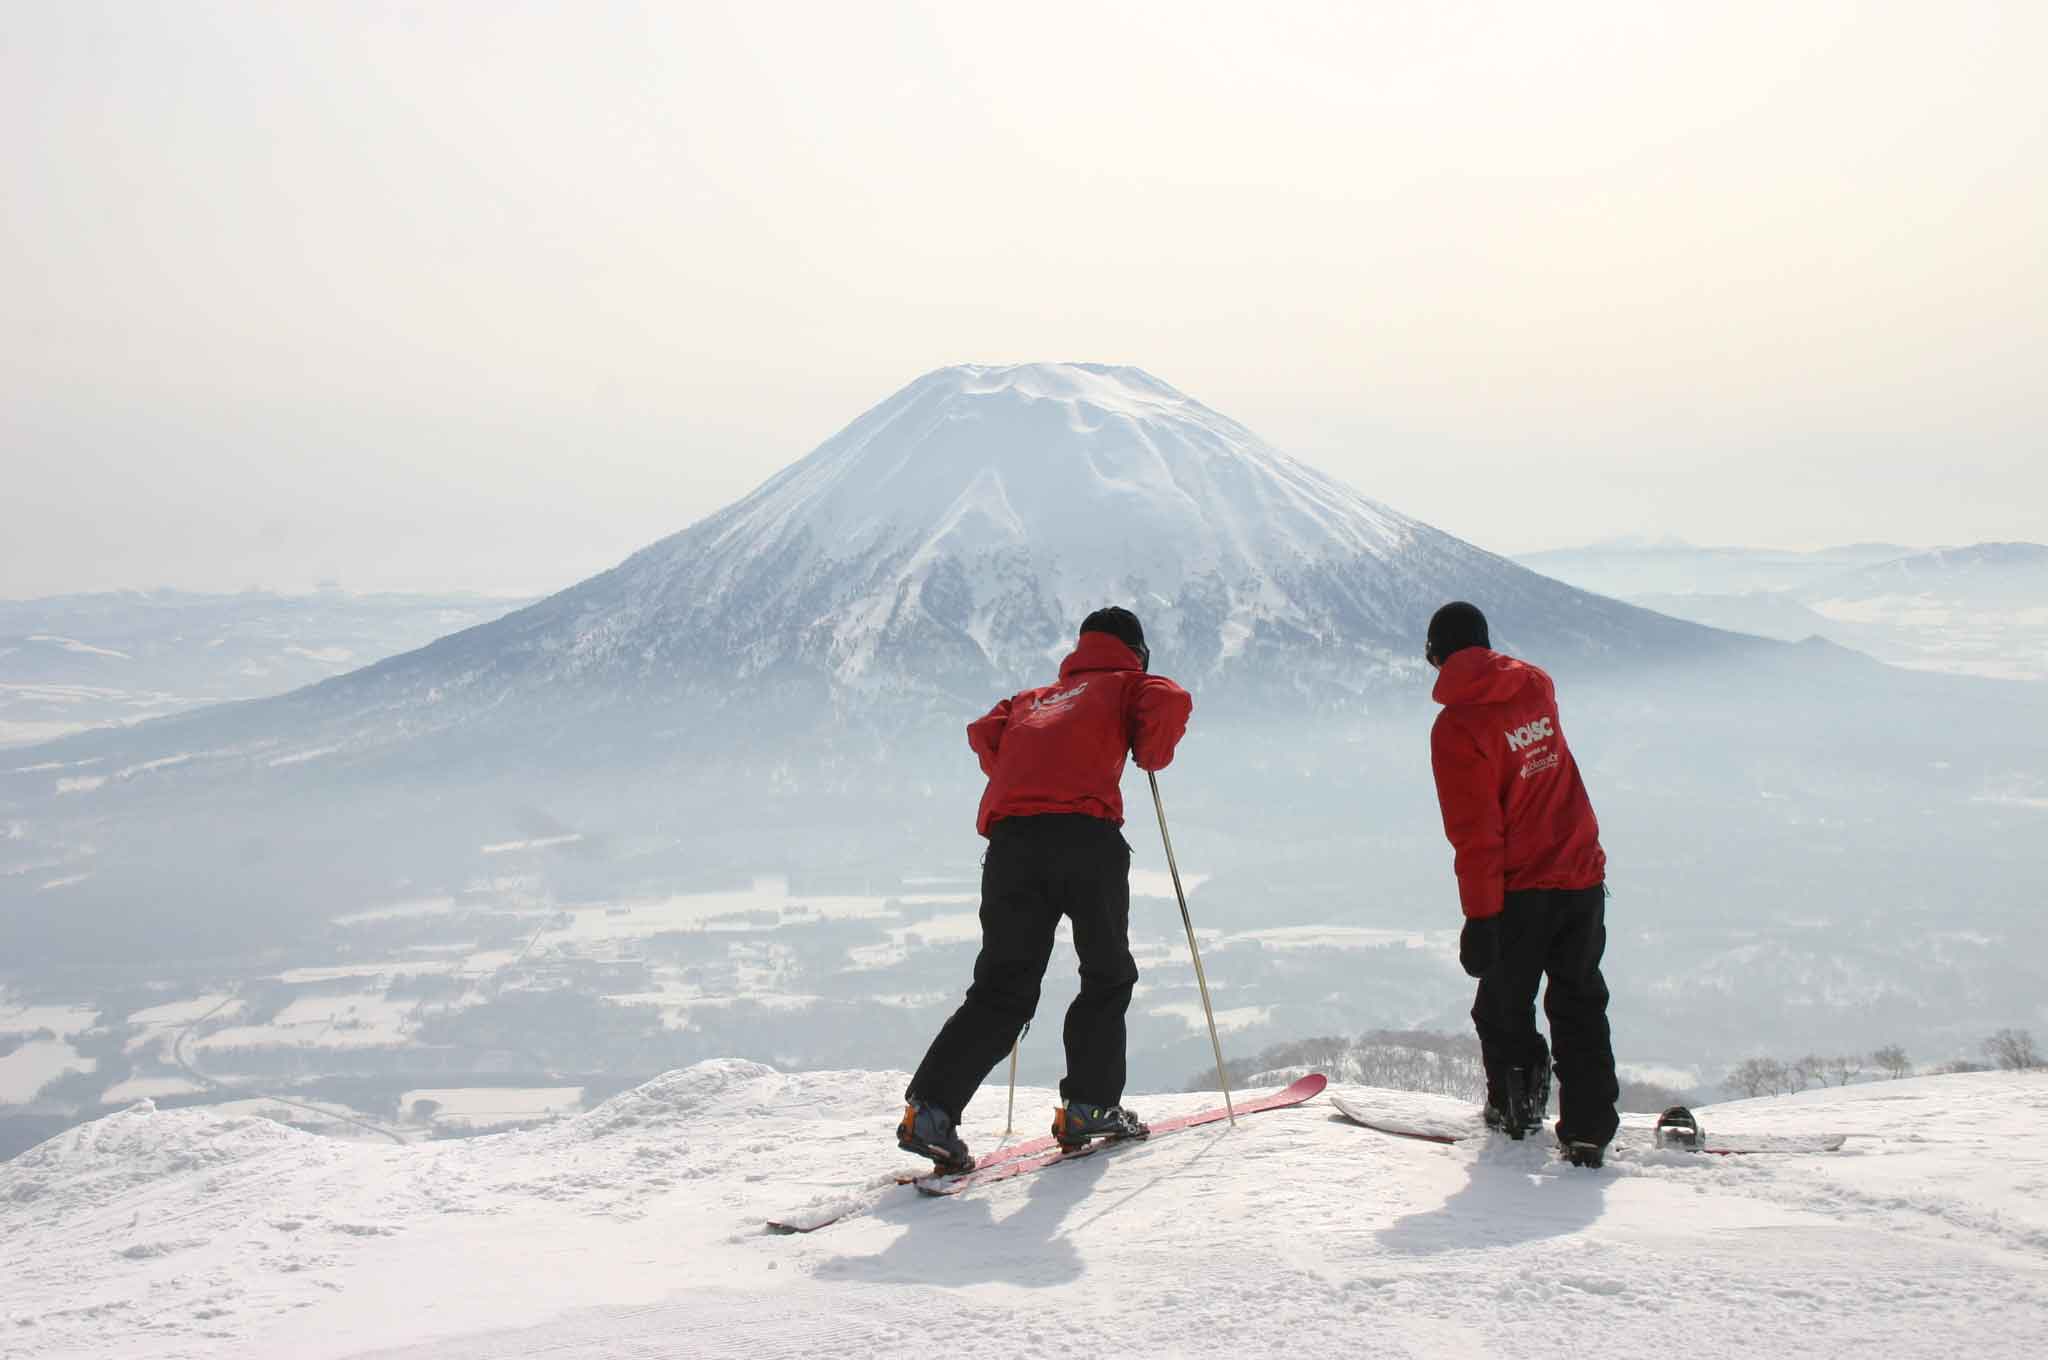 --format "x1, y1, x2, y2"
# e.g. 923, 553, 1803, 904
1, 1097, 337, 1219
549, 1058, 783, 1141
